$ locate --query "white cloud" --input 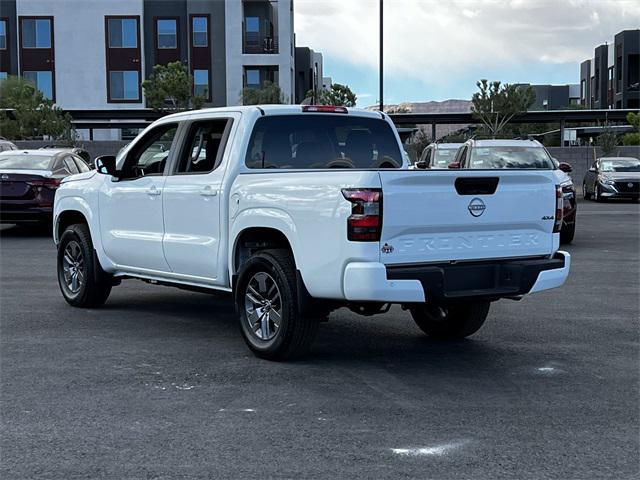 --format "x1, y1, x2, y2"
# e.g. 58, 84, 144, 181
295, 0, 640, 84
